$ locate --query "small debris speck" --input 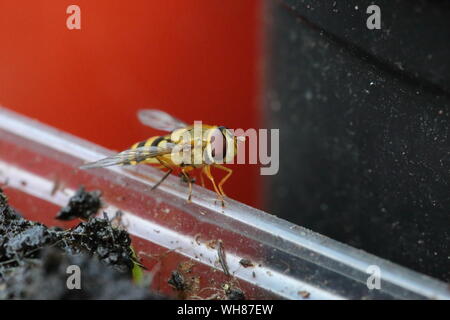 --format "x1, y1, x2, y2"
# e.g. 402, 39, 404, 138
298, 291, 310, 299
239, 259, 254, 268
